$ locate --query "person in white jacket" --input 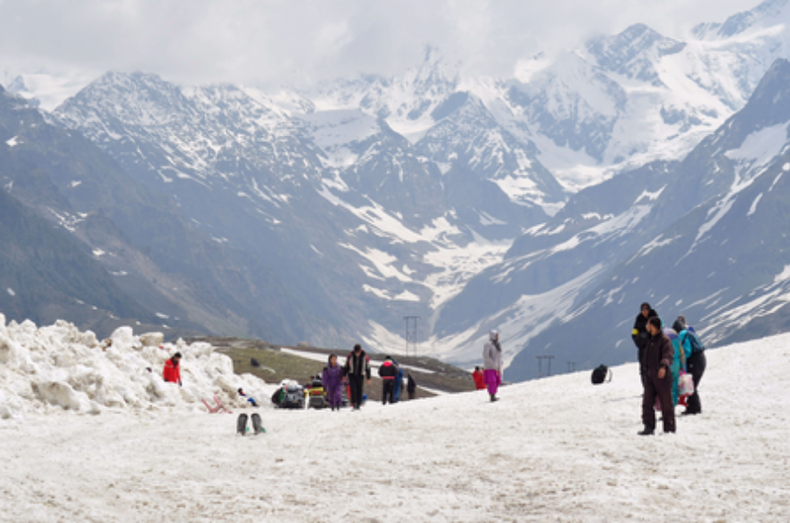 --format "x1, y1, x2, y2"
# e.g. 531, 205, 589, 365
483, 330, 503, 402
